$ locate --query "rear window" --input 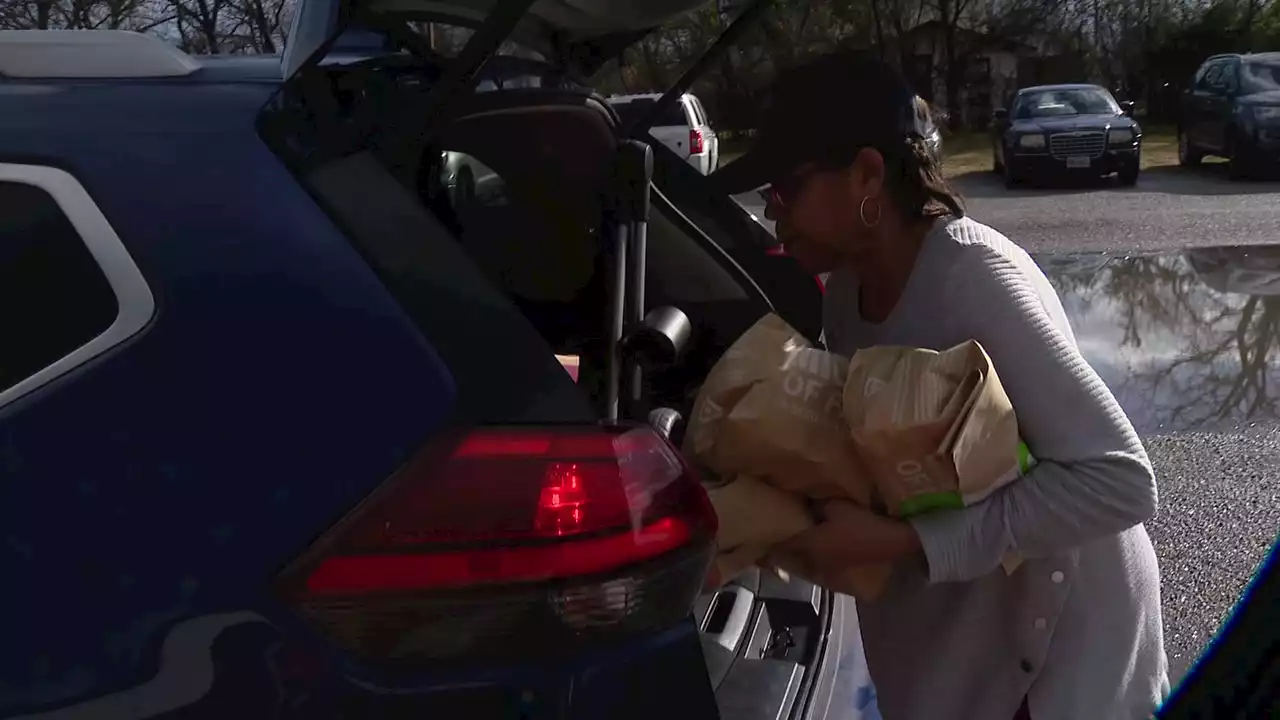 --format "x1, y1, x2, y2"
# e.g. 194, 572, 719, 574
688, 97, 706, 126
611, 98, 688, 127
258, 66, 602, 424
0, 181, 118, 395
